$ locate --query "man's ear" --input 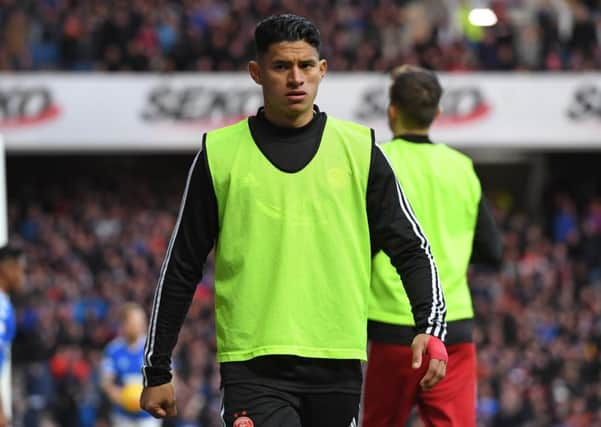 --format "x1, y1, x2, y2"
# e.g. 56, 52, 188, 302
319, 58, 327, 79
248, 60, 261, 85
388, 104, 397, 124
